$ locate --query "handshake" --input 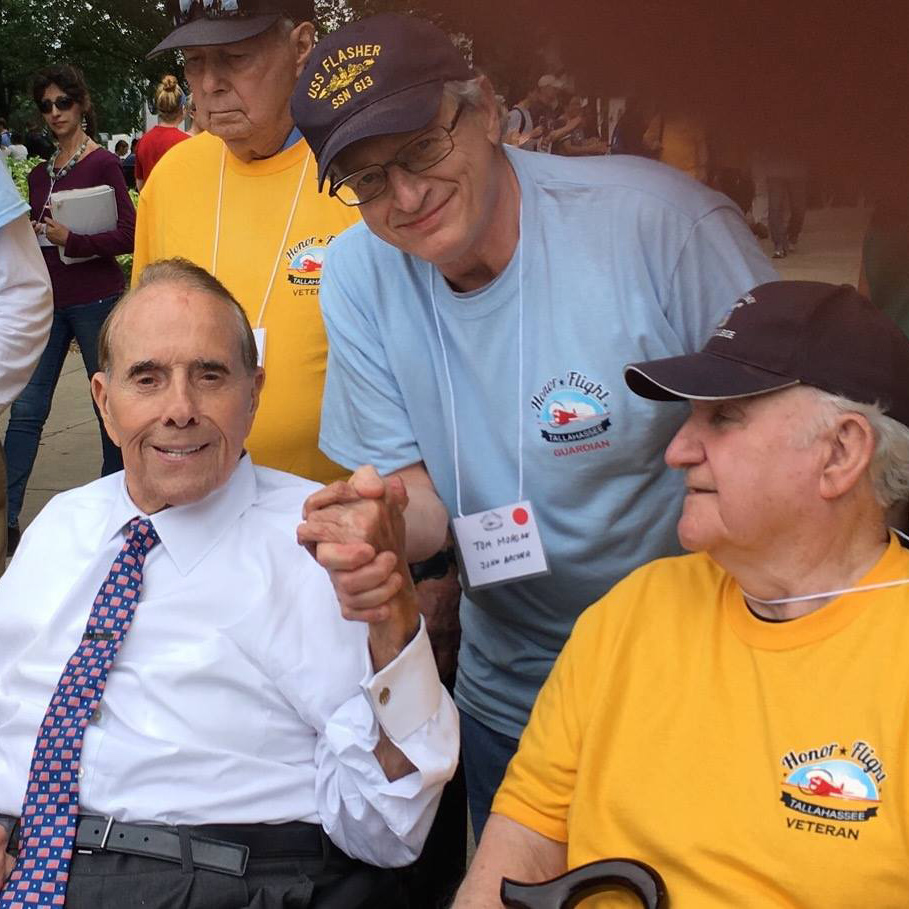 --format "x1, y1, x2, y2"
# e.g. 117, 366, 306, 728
298, 465, 420, 659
